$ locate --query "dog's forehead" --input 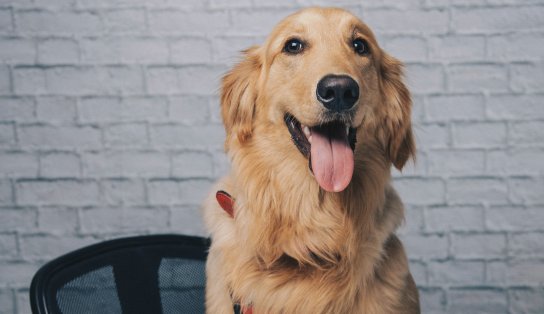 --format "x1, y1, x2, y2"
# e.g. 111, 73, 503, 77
269, 7, 374, 42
